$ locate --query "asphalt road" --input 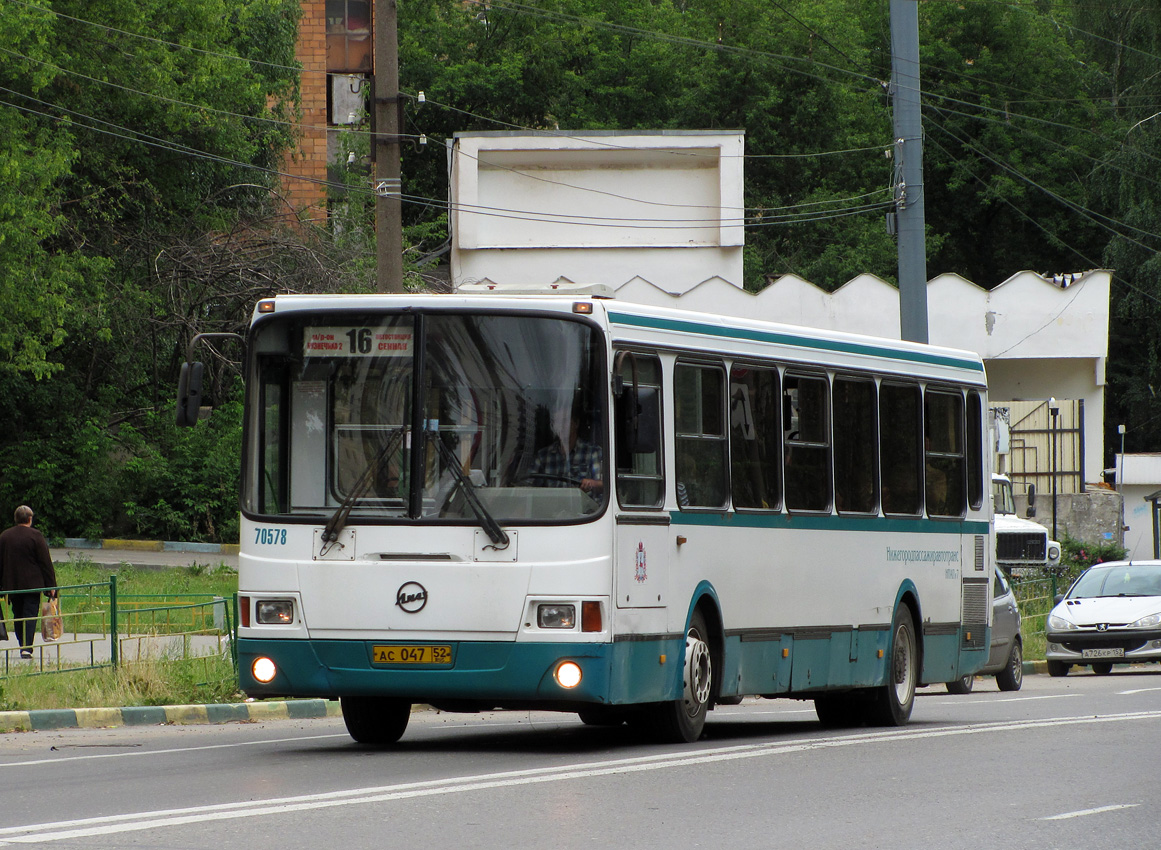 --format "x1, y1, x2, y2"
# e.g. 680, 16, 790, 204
2, 668, 1159, 849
